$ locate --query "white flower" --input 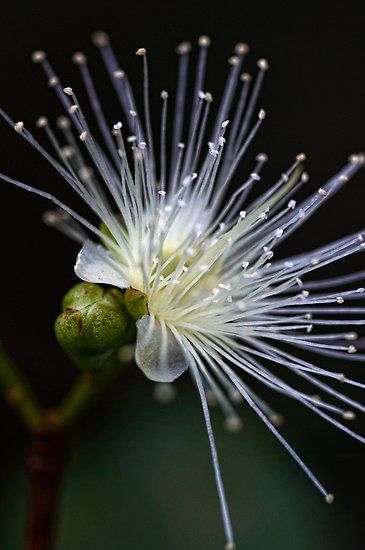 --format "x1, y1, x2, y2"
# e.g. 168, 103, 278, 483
1, 32, 365, 549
